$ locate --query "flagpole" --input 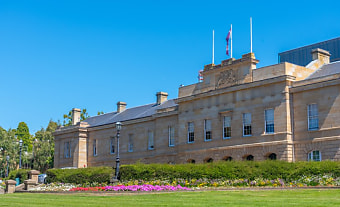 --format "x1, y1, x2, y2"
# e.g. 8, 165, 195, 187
250, 17, 252, 53
212, 30, 215, 64
230, 24, 233, 58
